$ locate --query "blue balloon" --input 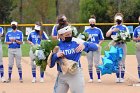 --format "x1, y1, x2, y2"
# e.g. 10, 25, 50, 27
98, 46, 123, 75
